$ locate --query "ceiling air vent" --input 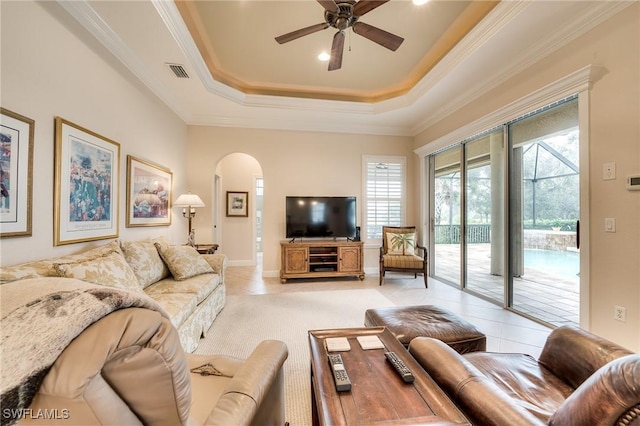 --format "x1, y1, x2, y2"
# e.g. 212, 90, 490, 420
167, 63, 189, 79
